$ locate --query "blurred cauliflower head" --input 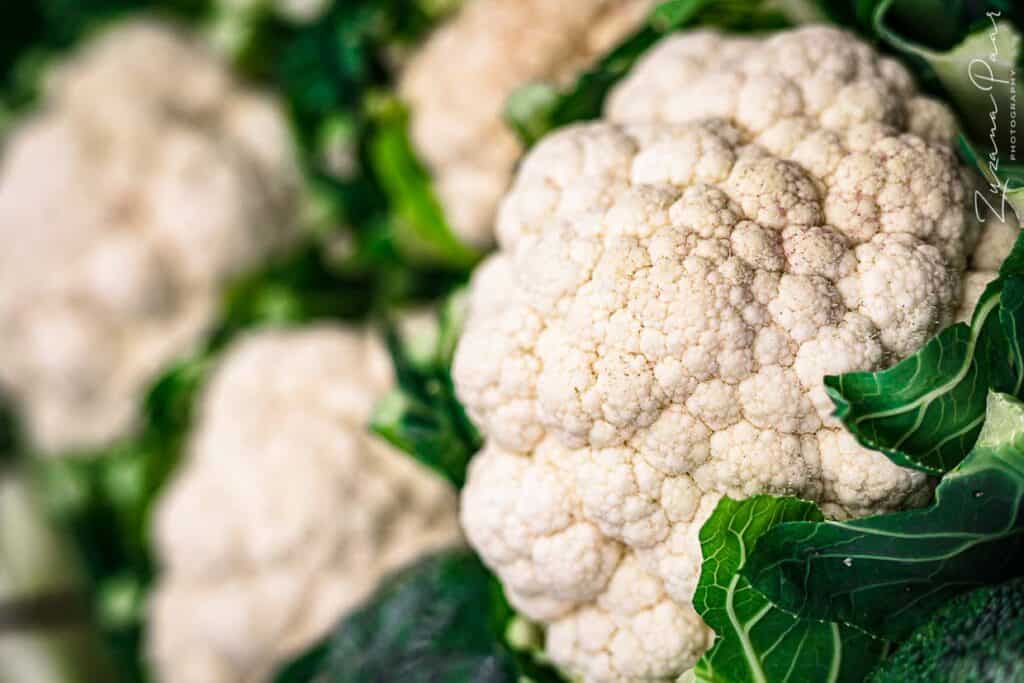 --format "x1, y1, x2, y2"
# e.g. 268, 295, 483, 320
454, 27, 981, 682
400, 0, 655, 247
149, 326, 460, 682
0, 20, 302, 454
